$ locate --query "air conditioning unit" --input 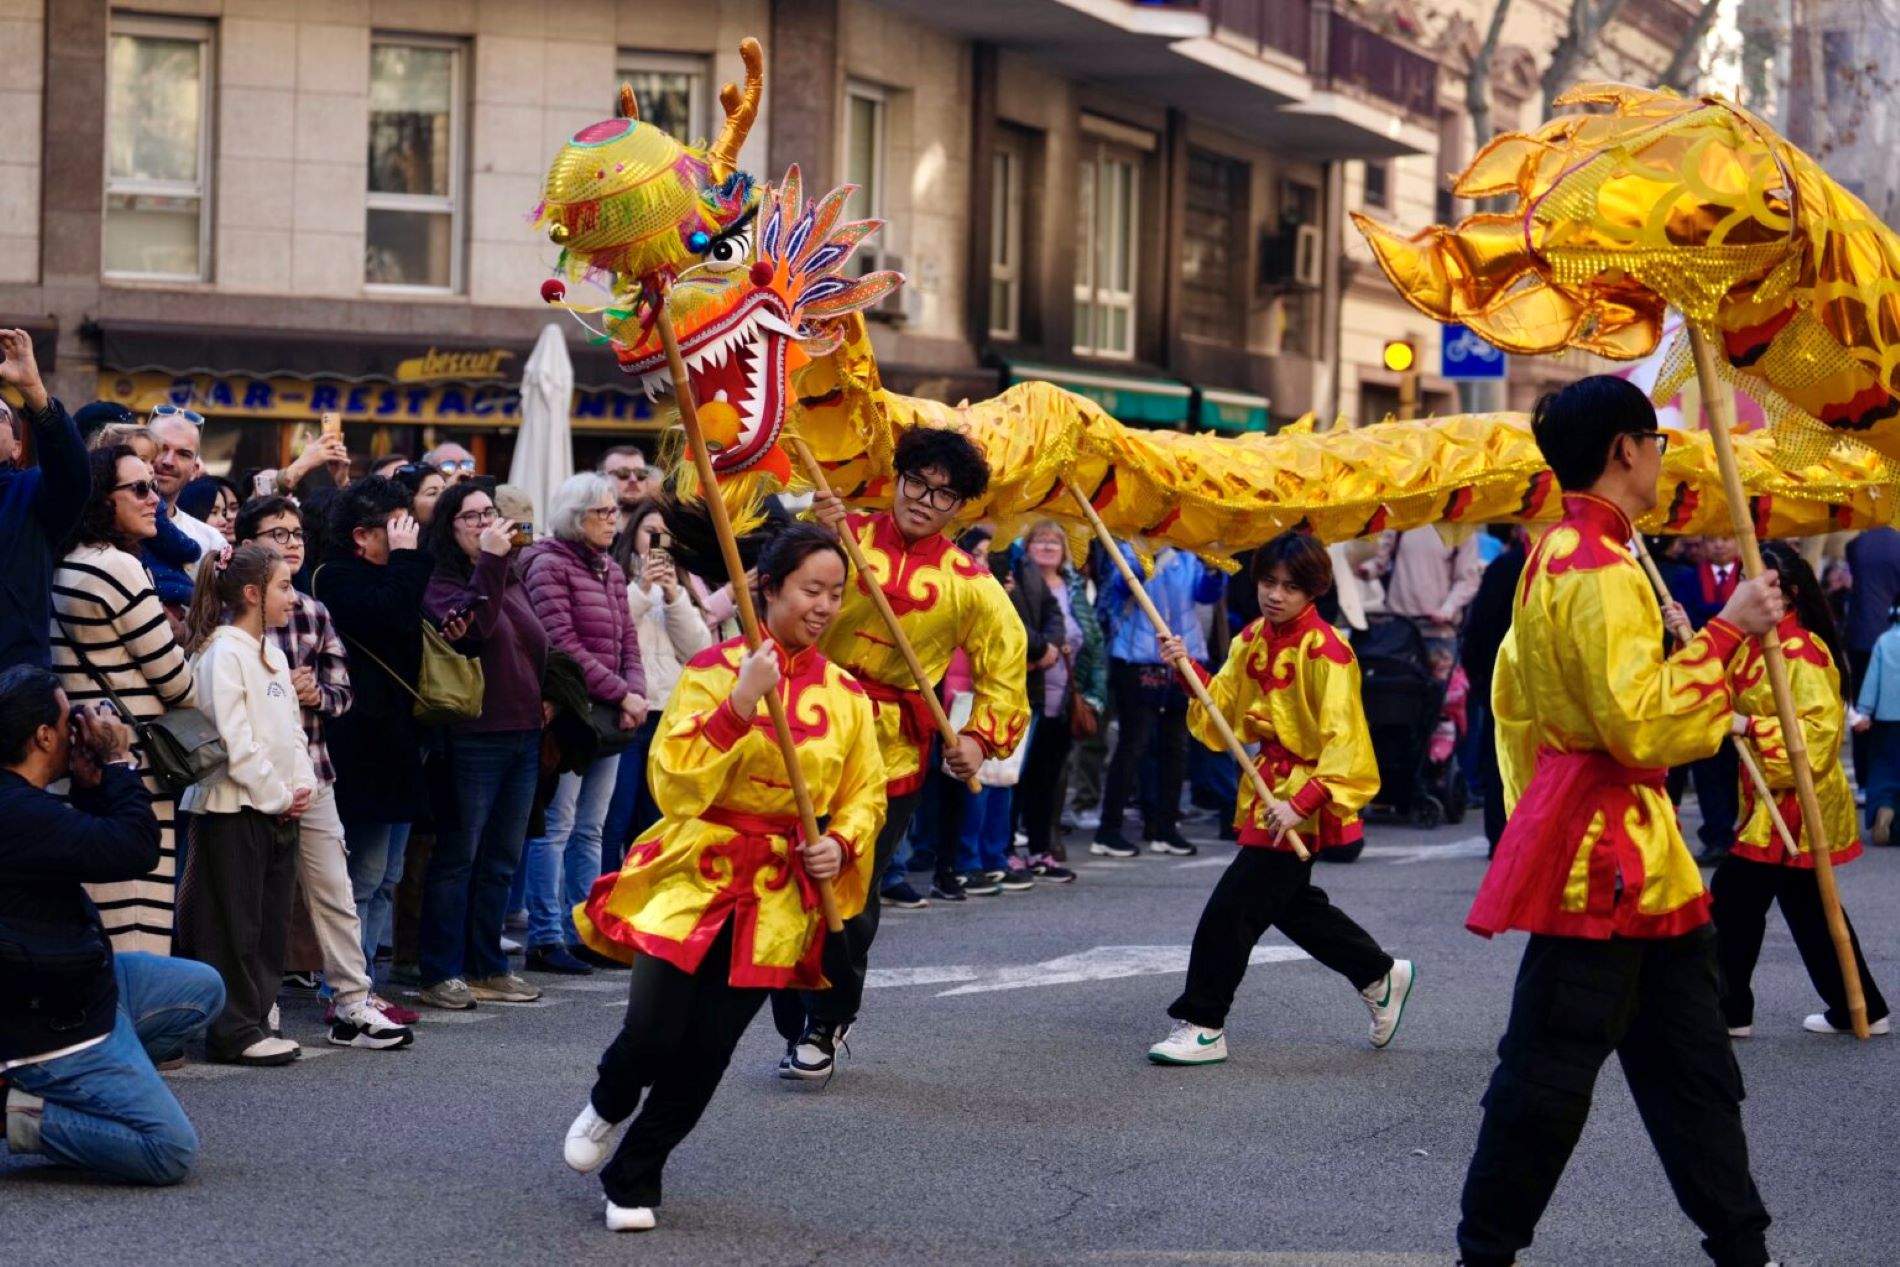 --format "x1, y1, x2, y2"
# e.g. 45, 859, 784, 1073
1258, 224, 1323, 292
